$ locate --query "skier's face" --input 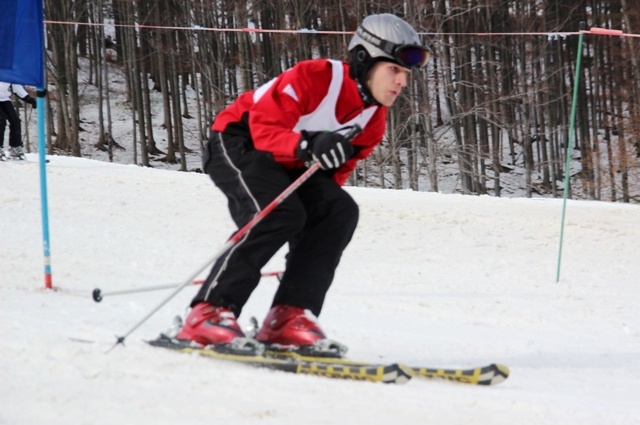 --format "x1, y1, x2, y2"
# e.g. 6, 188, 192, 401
366, 61, 410, 107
